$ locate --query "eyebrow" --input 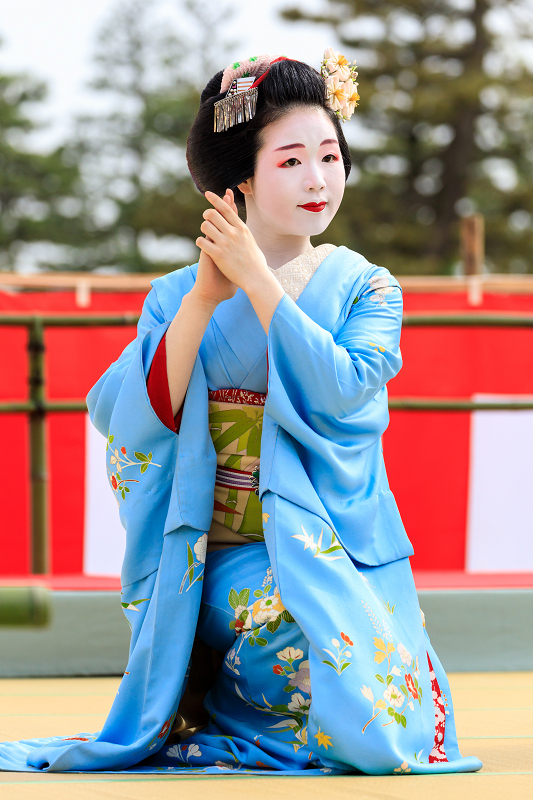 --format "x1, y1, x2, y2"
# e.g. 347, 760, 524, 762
273, 138, 339, 152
